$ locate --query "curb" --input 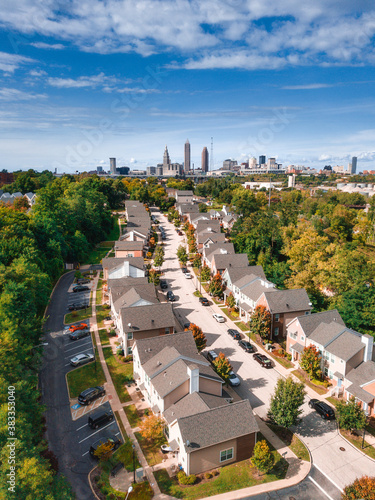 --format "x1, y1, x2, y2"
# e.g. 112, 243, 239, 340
338, 429, 375, 463
43, 269, 75, 322
88, 466, 102, 500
